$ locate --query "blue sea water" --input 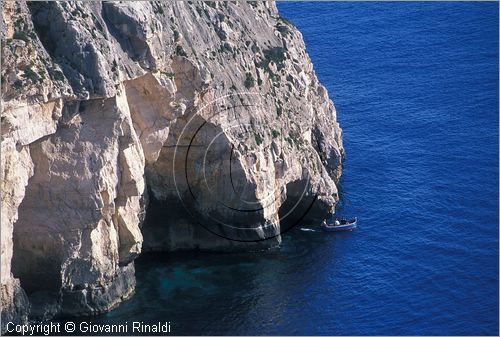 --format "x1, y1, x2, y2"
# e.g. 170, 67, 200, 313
80, 3, 498, 335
